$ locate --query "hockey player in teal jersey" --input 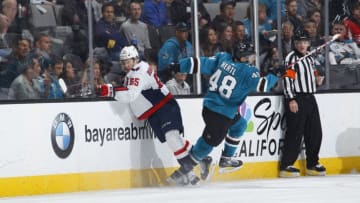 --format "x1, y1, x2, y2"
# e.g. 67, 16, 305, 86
167, 42, 283, 184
